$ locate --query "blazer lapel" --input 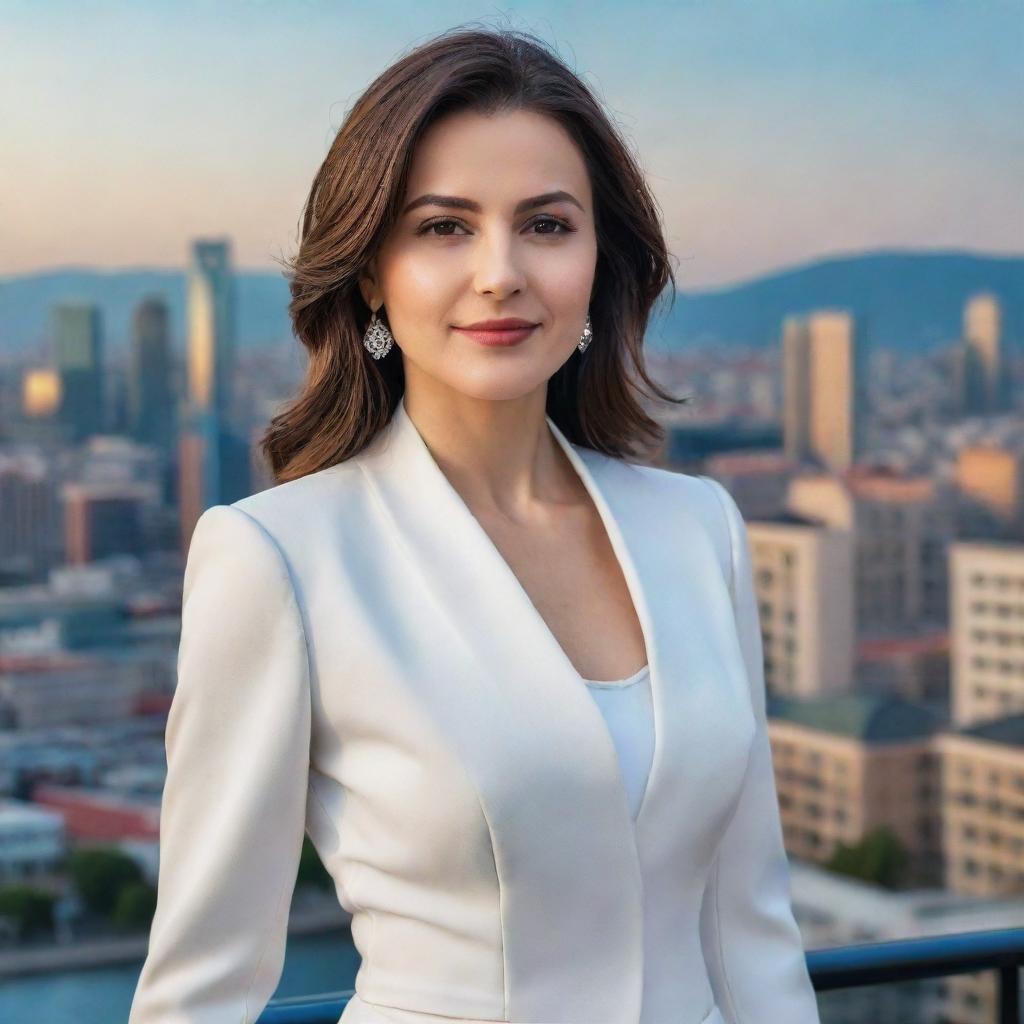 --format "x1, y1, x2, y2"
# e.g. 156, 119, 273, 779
357, 397, 755, 1020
